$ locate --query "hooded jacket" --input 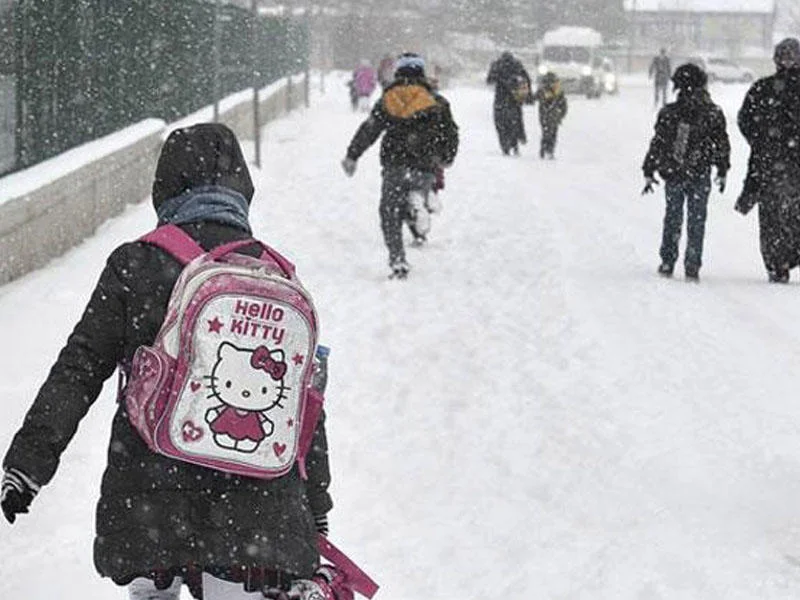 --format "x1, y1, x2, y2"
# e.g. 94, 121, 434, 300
346, 76, 459, 172
533, 79, 568, 127
487, 53, 532, 108
643, 89, 730, 182
737, 66, 800, 206
3, 123, 332, 596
